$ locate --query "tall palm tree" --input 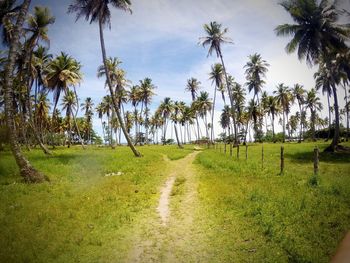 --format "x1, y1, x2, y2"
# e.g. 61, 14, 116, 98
61, 90, 76, 147
209, 63, 224, 143
185, 77, 201, 141
292, 84, 306, 142
172, 101, 184, 148
199, 21, 238, 143
81, 97, 94, 143
35, 93, 50, 142
231, 81, 246, 140
244, 53, 269, 104
2, 0, 46, 182
275, 0, 350, 151
305, 88, 323, 141
195, 91, 212, 141
68, 0, 141, 157
158, 97, 173, 145
274, 83, 292, 143
220, 105, 231, 140
139, 77, 156, 145
96, 102, 105, 144
266, 95, 279, 141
